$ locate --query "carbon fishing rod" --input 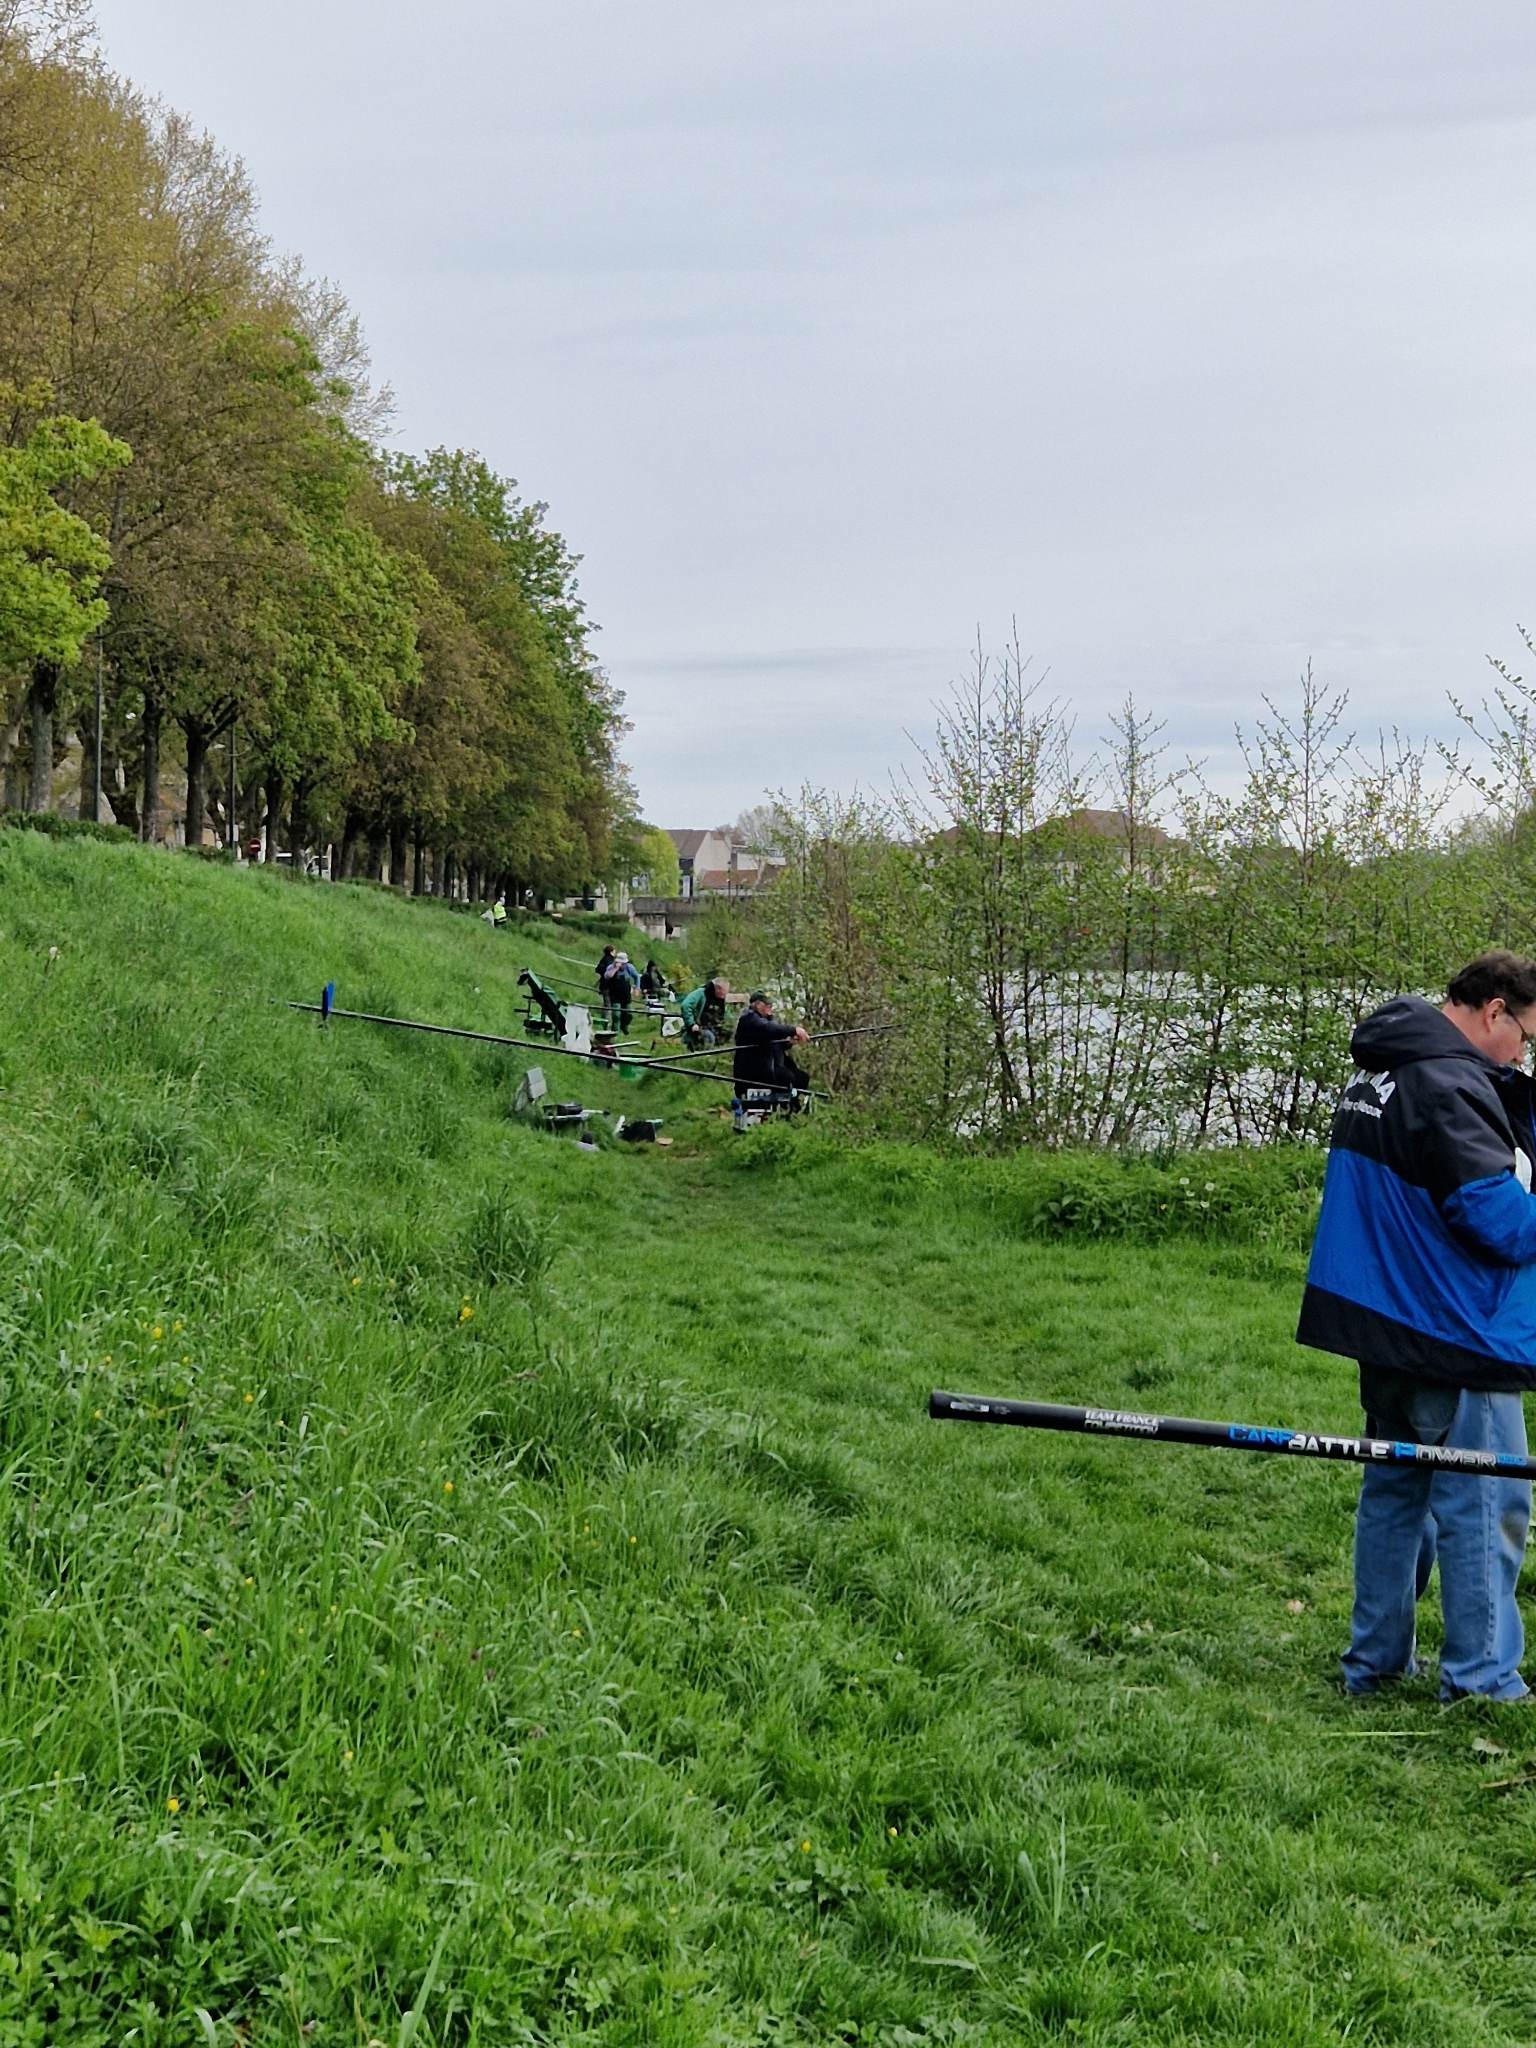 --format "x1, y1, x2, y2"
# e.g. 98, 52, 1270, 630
634, 1024, 898, 1071
536, 967, 682, 1009
287, 998, 744, 1088
928, 1391, 1536, 1482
